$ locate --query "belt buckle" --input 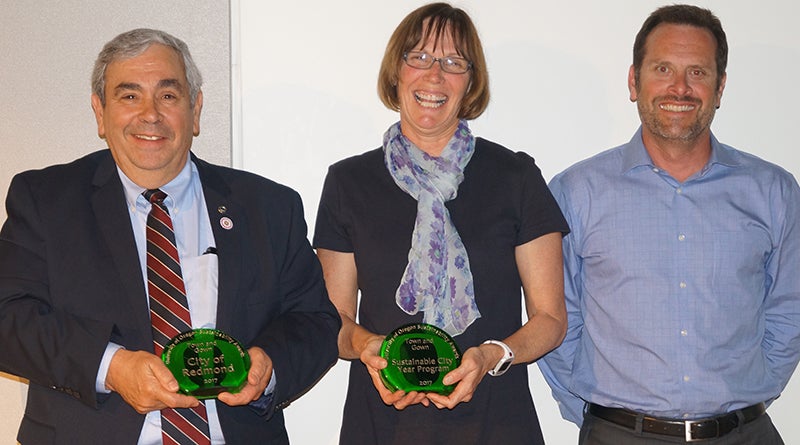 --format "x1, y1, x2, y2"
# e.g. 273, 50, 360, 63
683, 420, 700, 442
685, 419, 719, 442
685, 421, 698, 442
